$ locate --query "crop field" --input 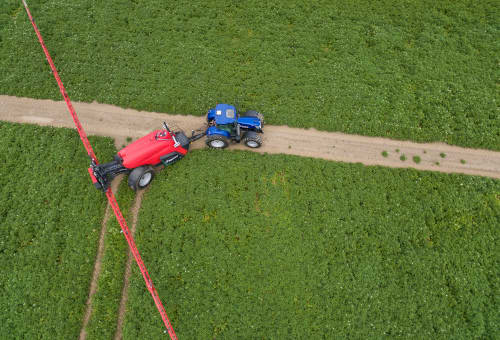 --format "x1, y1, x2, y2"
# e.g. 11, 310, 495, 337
0, 121, 116, 338
121, 150, 499, 339
1, 2, 498, 337
1, 0, 498, 150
